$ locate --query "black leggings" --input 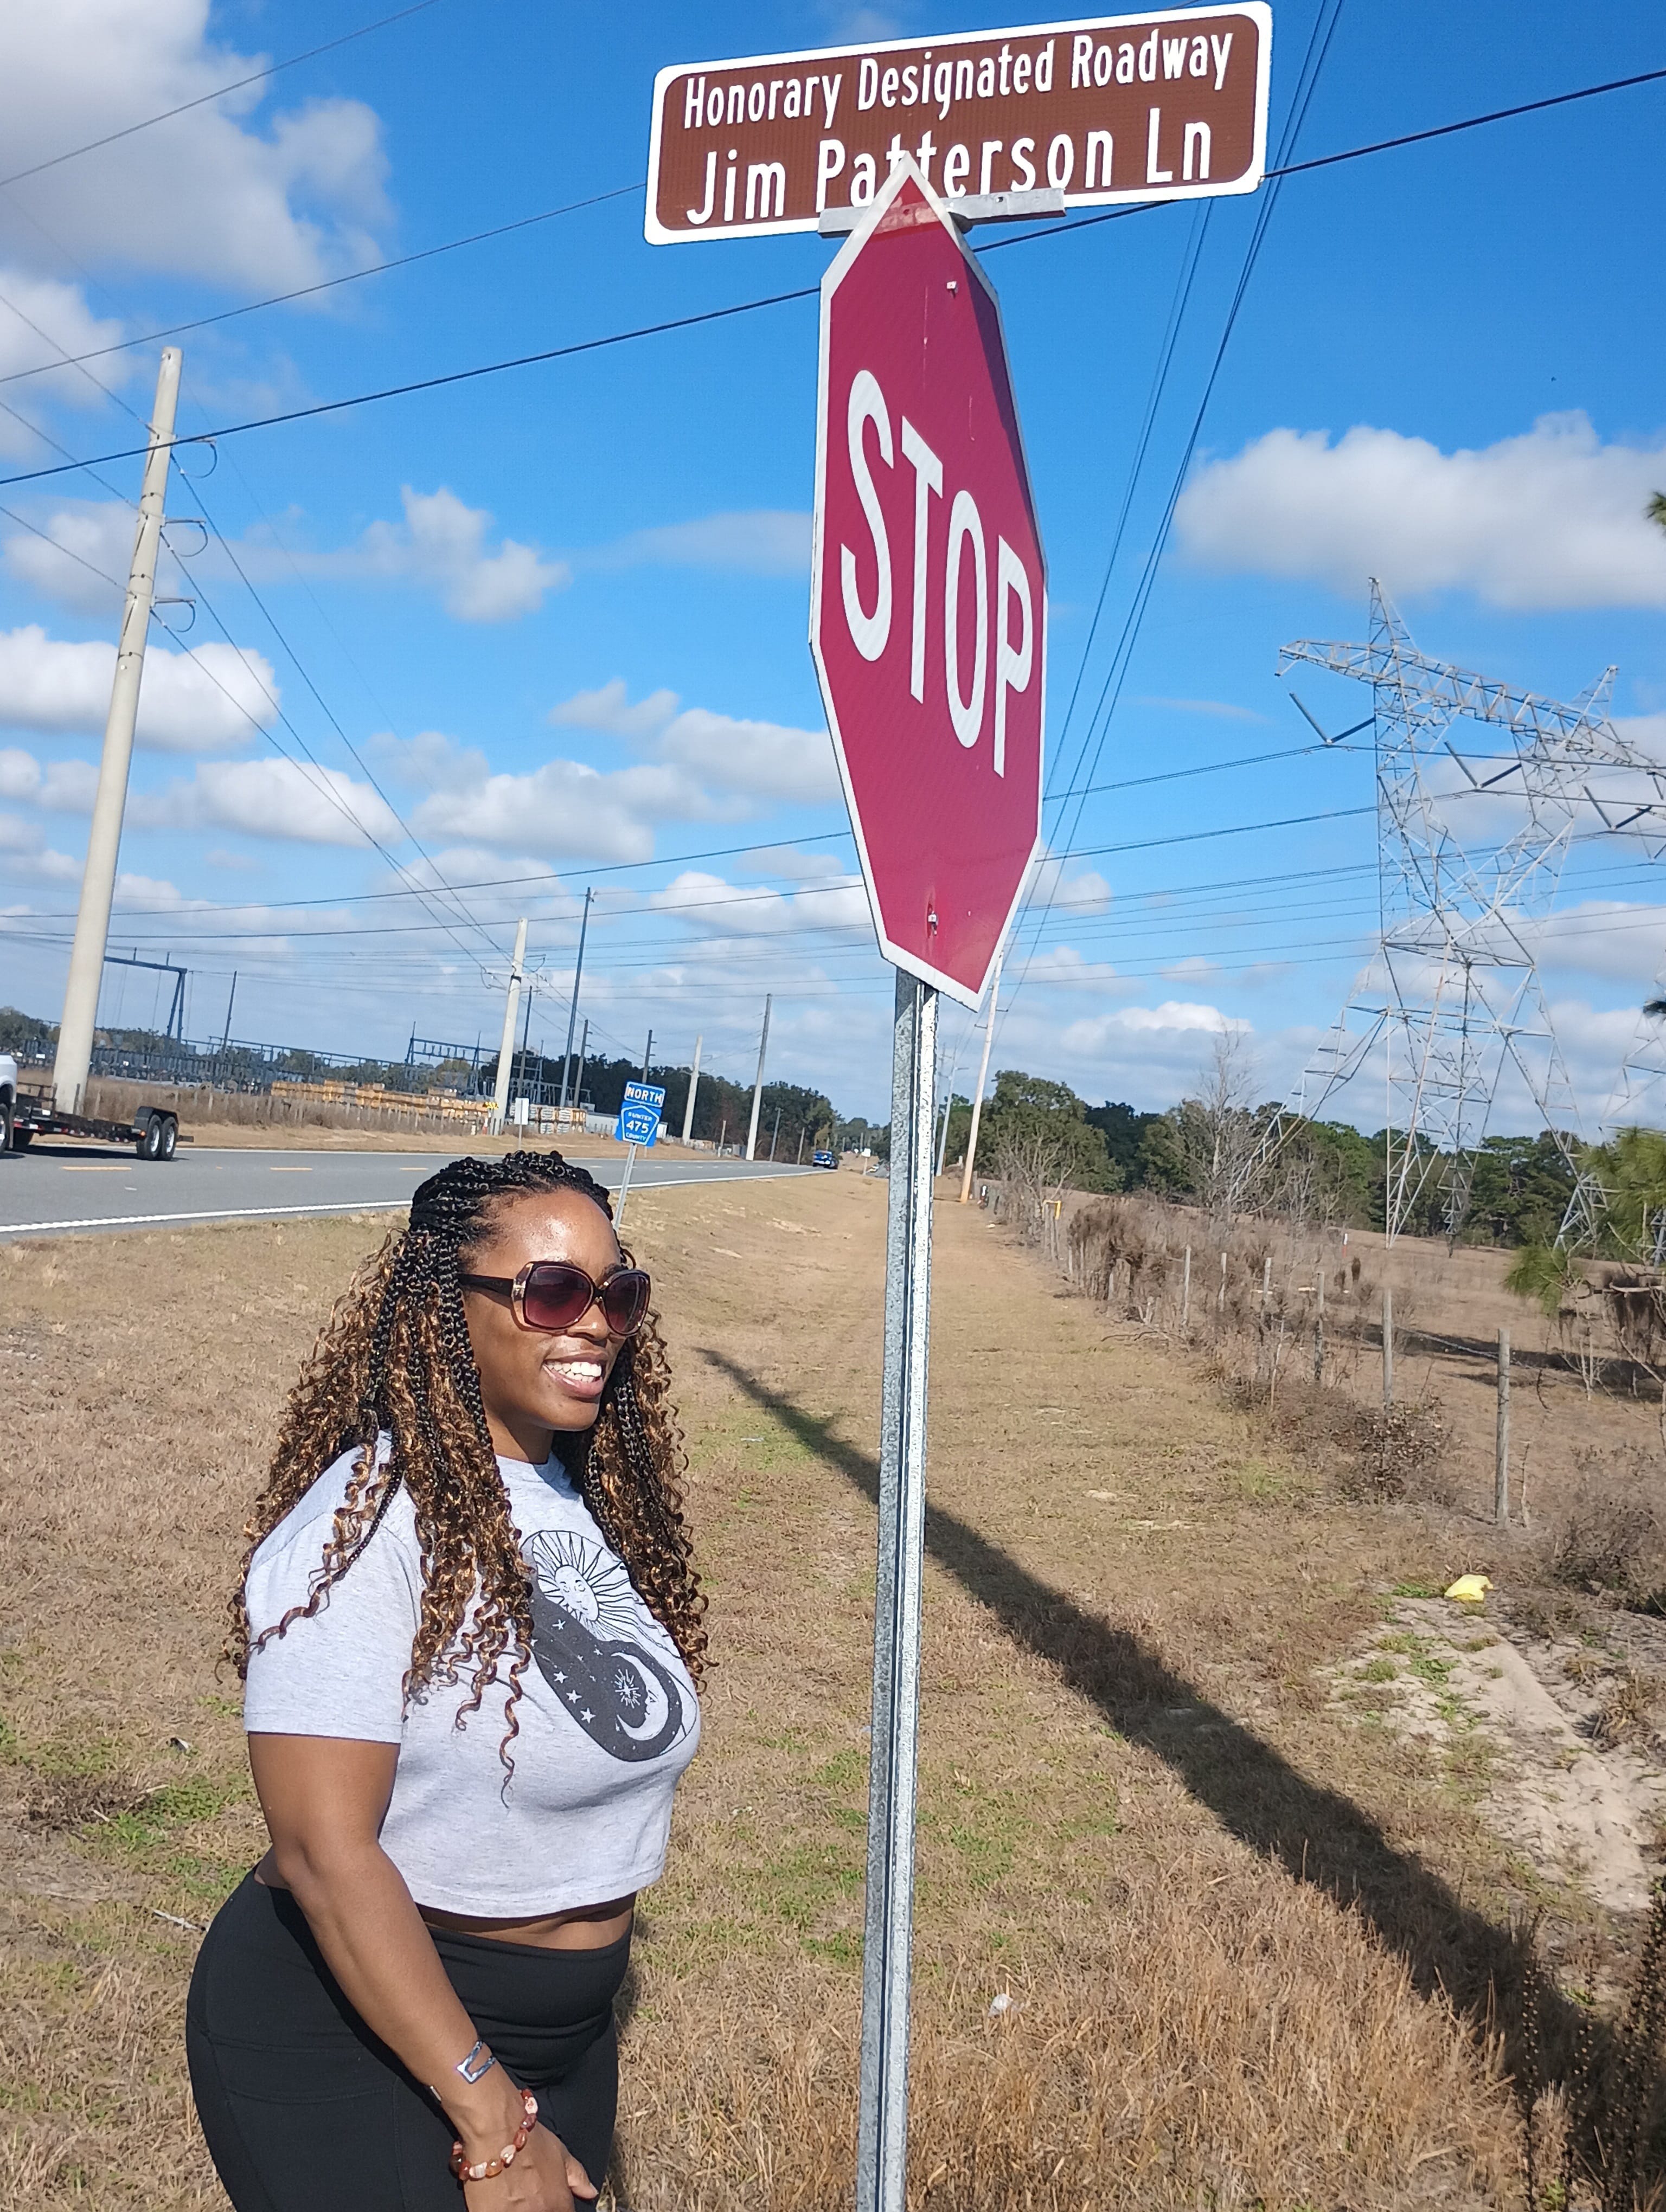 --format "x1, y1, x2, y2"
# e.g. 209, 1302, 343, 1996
186, 1872, 628, 2212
